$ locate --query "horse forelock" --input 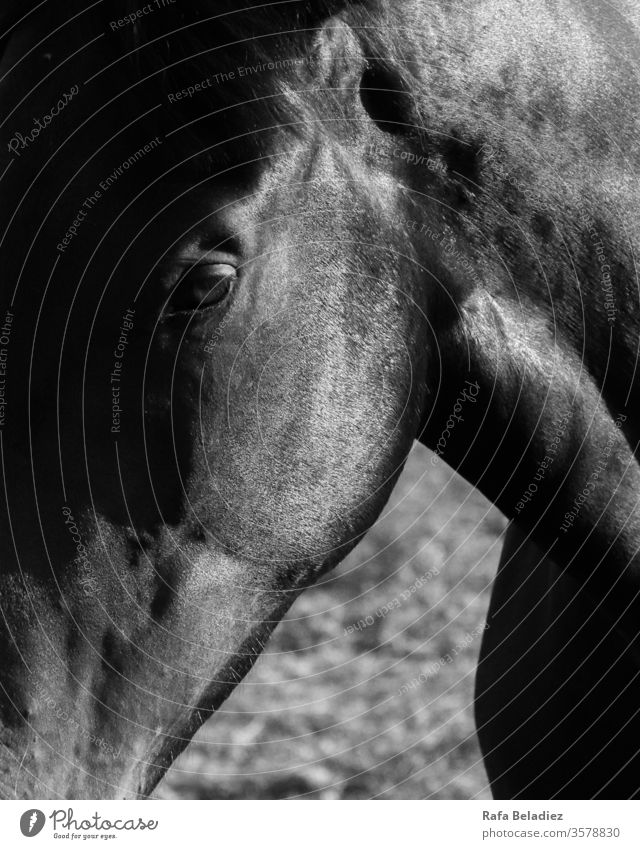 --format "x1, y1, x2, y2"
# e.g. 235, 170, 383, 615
96, 1, 426, 168
104, 3, 365, 133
